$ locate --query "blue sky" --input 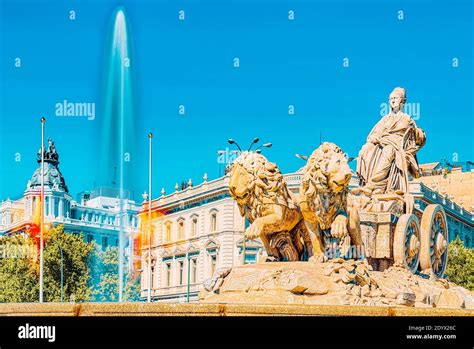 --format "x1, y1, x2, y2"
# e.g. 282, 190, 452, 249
0, 0, 472, 201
